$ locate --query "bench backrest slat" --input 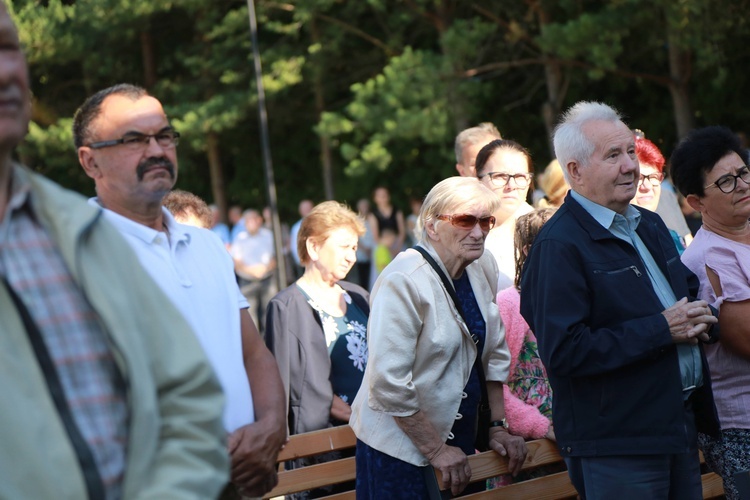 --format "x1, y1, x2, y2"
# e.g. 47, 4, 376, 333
266, 457, 355, 498
701, 472, 725, 499
276, 425, 358, 462
462, 471, 577, 499
263, 424, 725, 500
438, 439, 564, 484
